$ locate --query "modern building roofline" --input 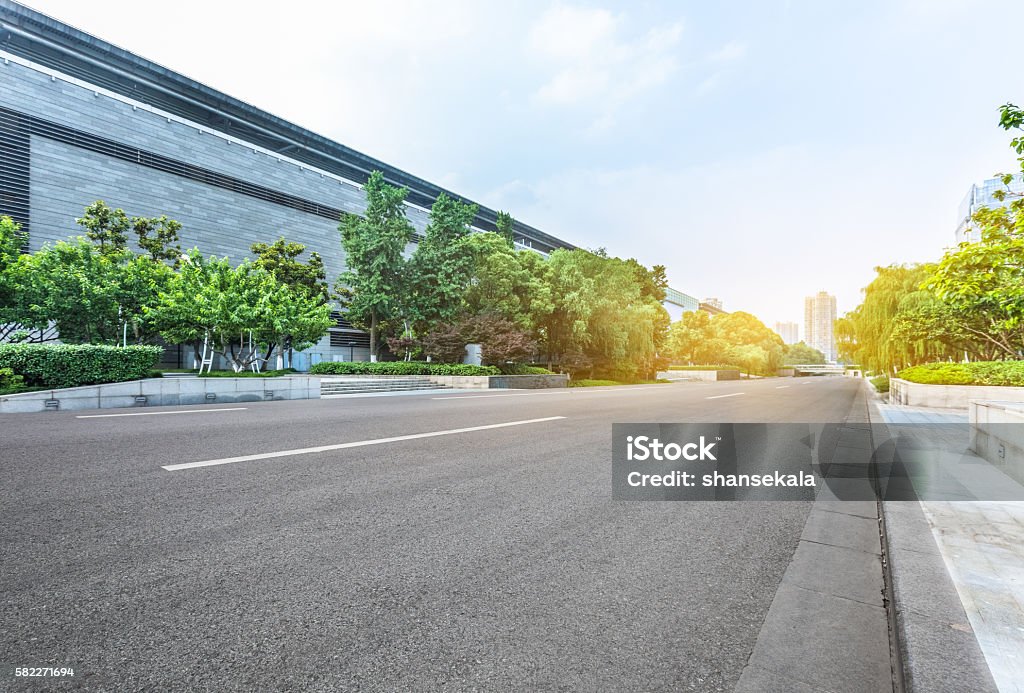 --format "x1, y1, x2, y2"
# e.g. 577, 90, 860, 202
0, 0, 573, 252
